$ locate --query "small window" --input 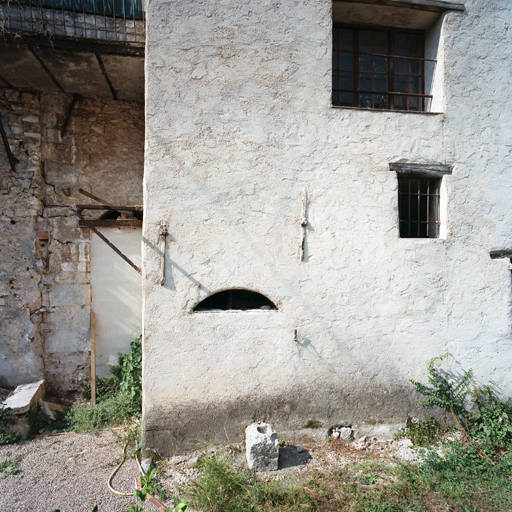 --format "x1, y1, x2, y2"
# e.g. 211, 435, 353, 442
398, 175, 440, 238
193, 289, 277, 312
332, 26, 427, 111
